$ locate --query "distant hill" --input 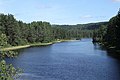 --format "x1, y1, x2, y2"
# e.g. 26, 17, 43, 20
52, 22, 108, 30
